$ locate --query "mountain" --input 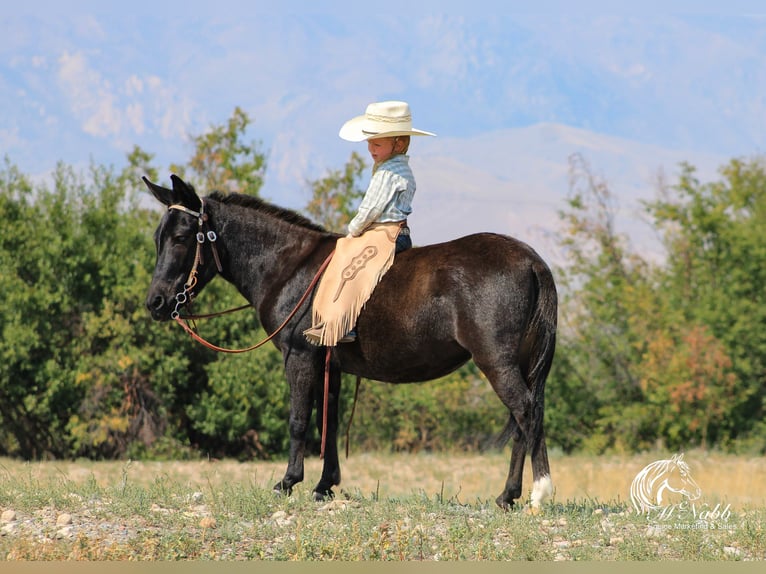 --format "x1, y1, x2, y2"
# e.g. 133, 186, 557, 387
406, 123, 727, 265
